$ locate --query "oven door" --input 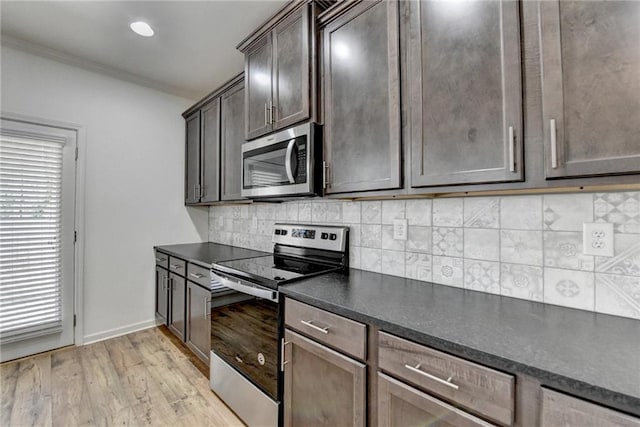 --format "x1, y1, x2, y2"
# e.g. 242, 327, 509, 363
241, 122, 315, 198
209, 271, 279, 426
